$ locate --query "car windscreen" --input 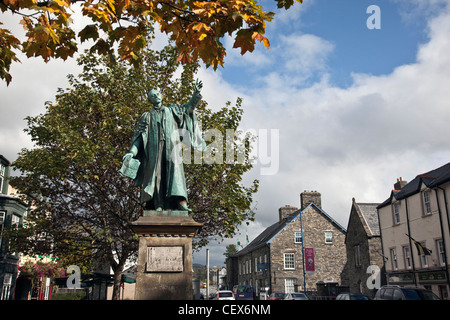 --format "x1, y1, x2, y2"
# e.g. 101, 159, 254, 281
219, 292, 233, 297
